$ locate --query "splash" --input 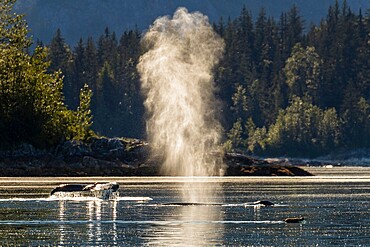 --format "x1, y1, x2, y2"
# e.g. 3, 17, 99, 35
137, 7, 224, 176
